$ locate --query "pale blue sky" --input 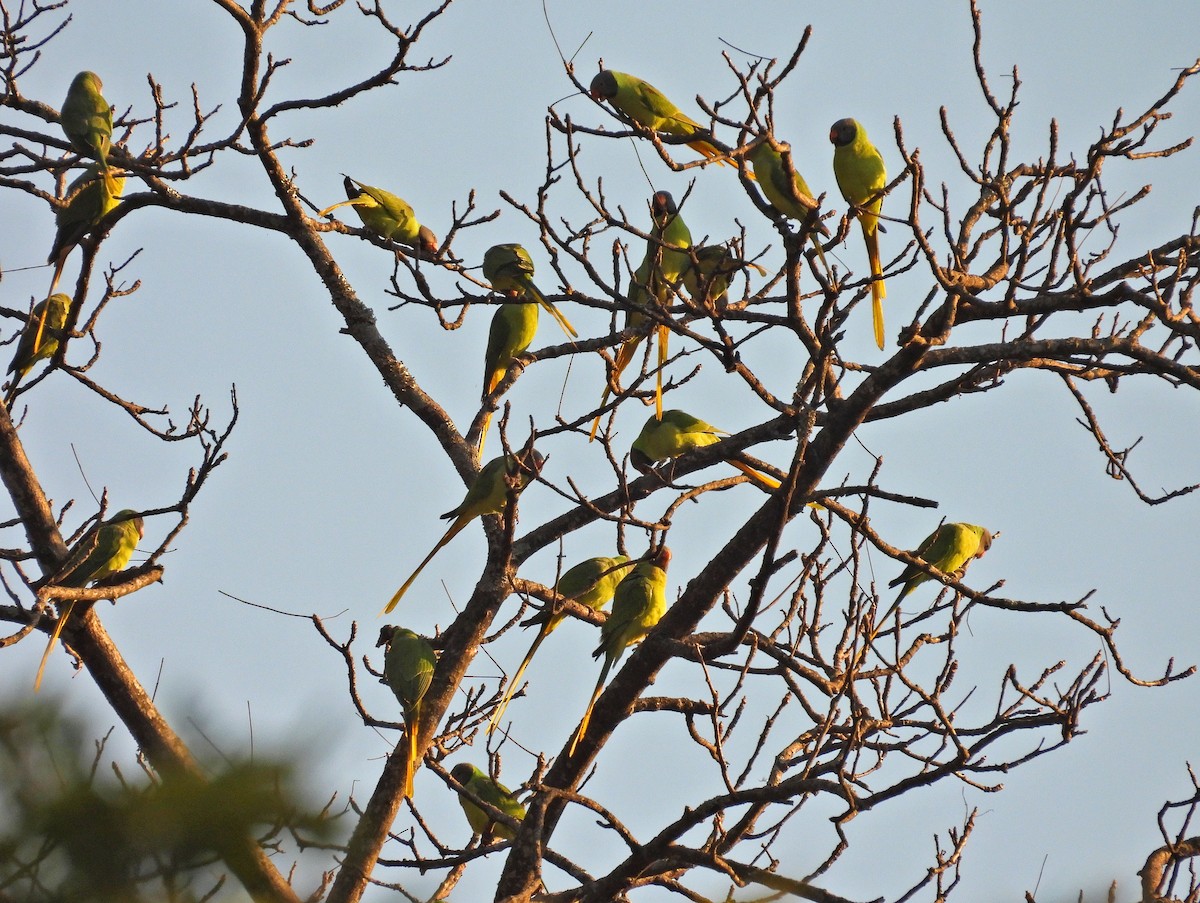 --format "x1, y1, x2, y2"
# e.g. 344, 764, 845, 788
3, 2, 1199, 901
